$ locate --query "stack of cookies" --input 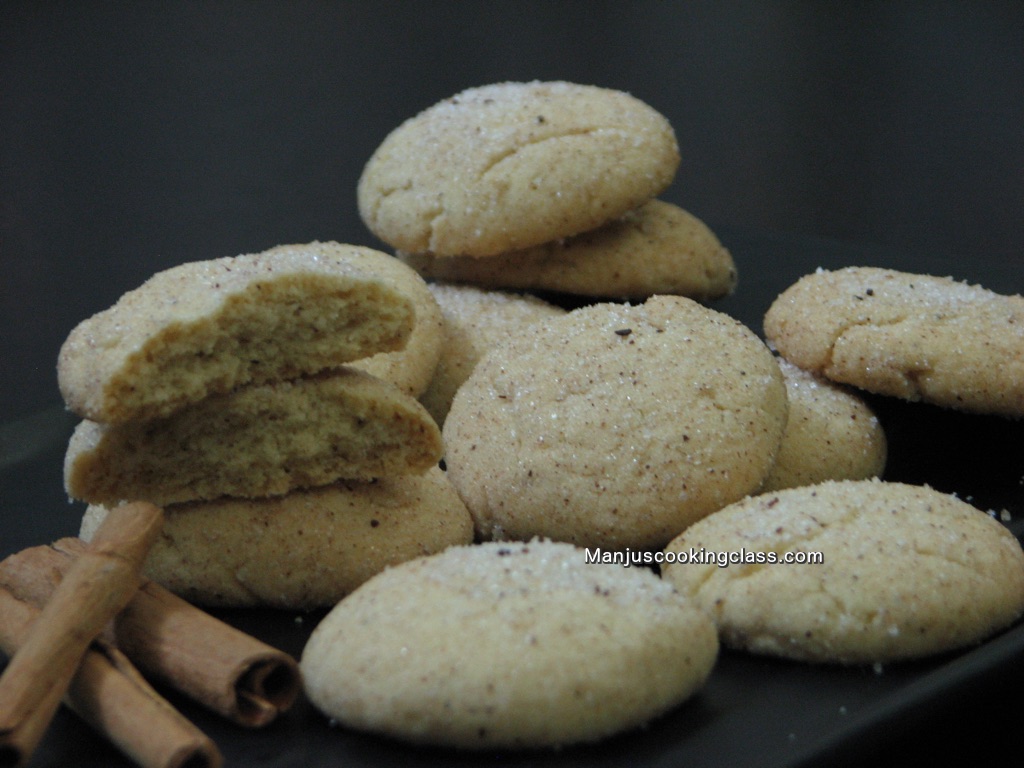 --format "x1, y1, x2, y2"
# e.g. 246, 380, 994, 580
59, 241, 473, 609
357, 80, 738, 303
